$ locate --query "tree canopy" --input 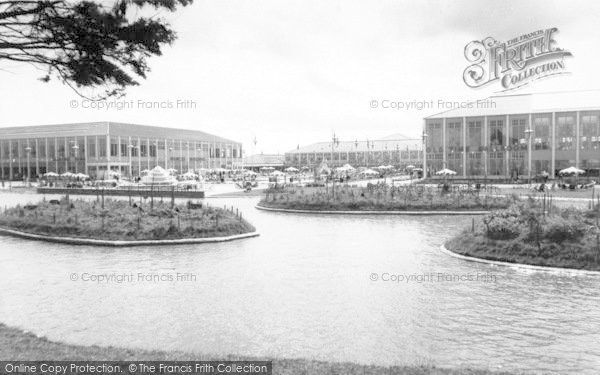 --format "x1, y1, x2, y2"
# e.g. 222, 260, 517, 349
0, 0, 192, 98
